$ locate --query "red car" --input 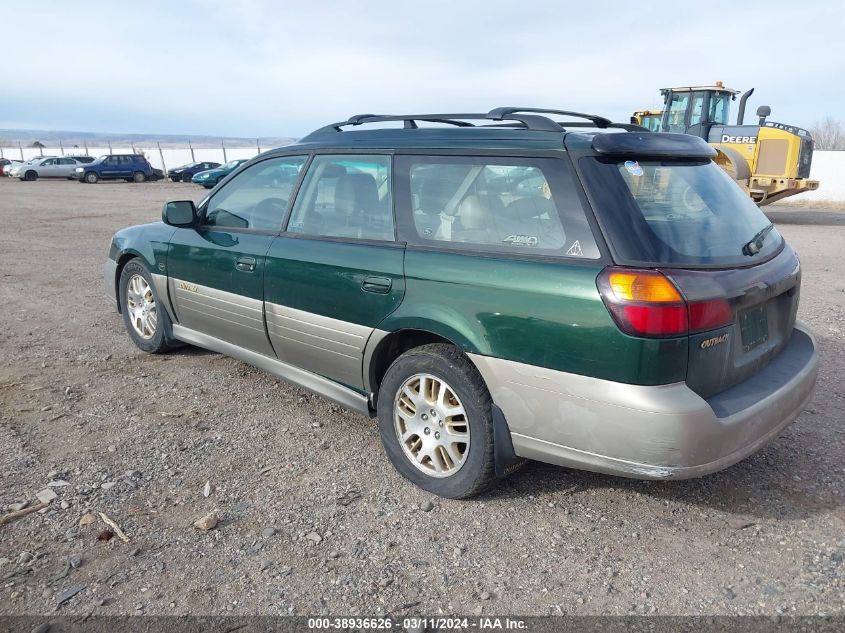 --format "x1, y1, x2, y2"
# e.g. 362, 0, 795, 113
0, 158, 22, 176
